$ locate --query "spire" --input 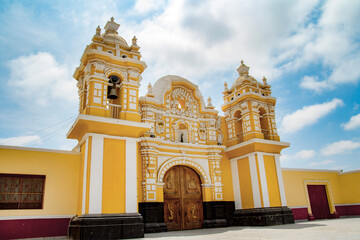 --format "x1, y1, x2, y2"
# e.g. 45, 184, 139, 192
262, 76, 267, 86
96, 25, 101, 35
224, 82, 229, 92
131, 35, 140, 51
207, 97, 215, 109
237, 60, 250, 76
146, 83, 154, 97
